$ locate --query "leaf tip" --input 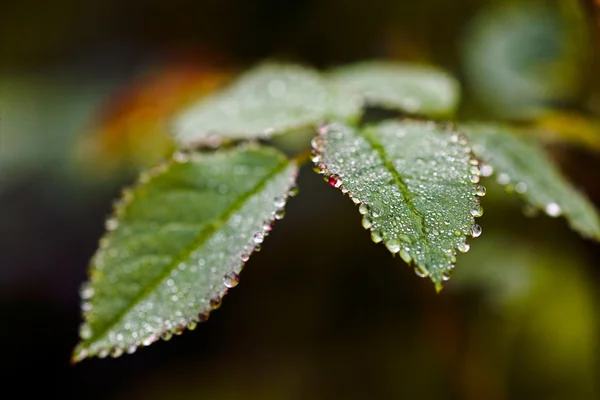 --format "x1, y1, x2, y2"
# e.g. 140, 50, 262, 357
71, 344, 89, 365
